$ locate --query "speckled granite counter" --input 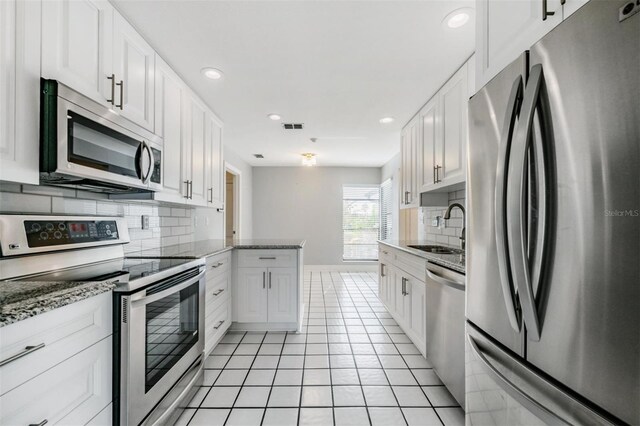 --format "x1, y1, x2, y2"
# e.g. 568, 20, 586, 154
129, 239, 306, 259
0, 279, 117, 327
378, 240, 465, 275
